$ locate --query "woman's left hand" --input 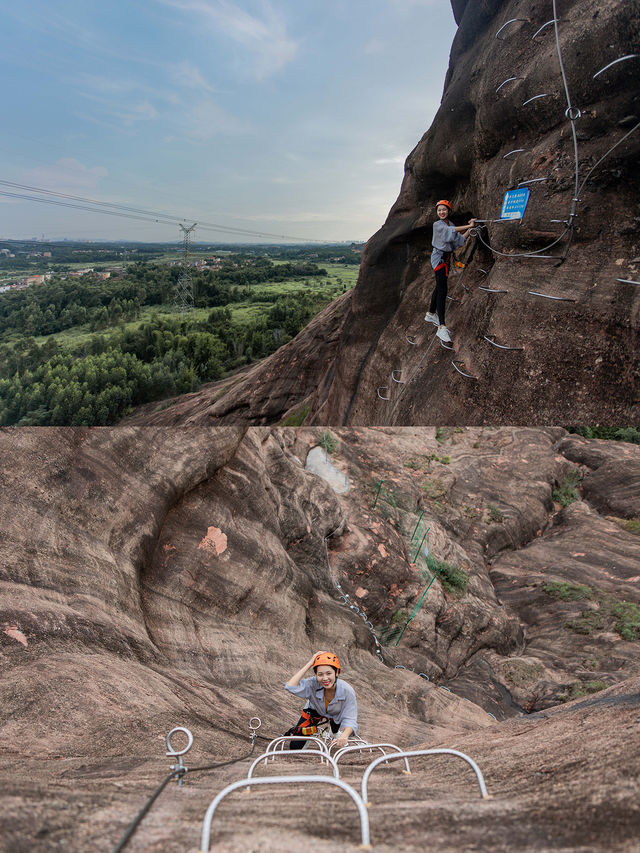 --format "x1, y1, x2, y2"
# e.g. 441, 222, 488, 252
333, 734, 349, 749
